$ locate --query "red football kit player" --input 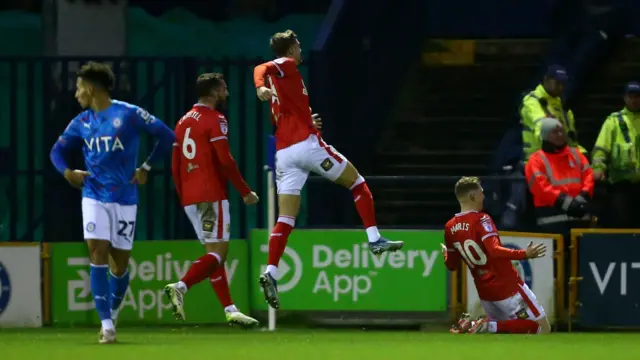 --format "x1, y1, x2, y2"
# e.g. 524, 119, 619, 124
164, 73, 259, 328
252, 30, 404, 310
443, 177, 551, 334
